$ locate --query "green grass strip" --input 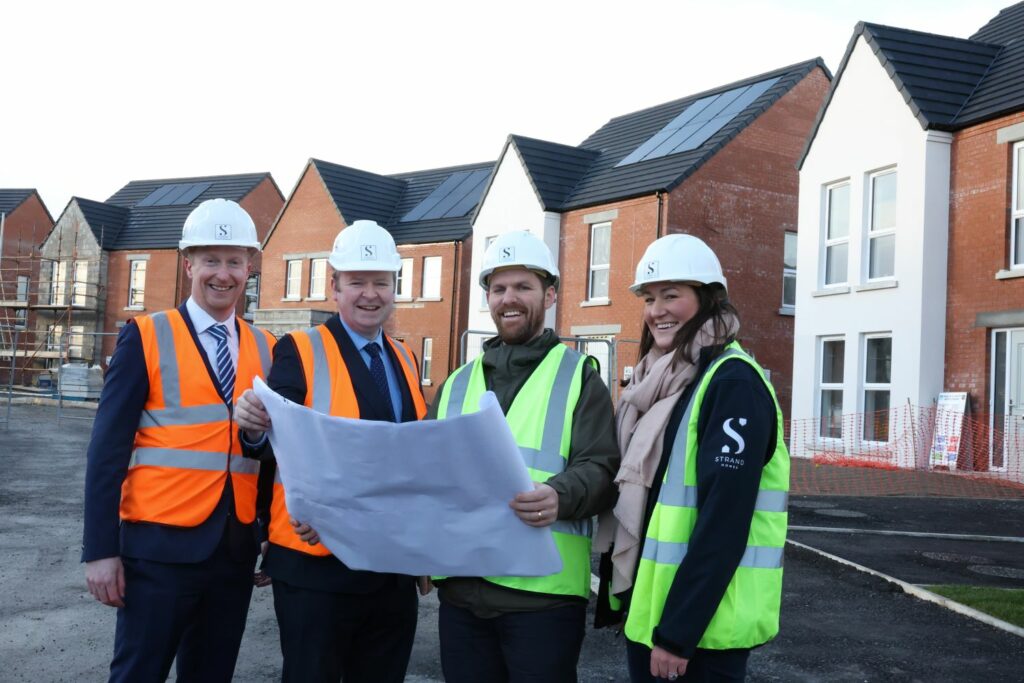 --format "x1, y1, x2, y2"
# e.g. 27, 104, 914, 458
926, 585, 1024, 628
